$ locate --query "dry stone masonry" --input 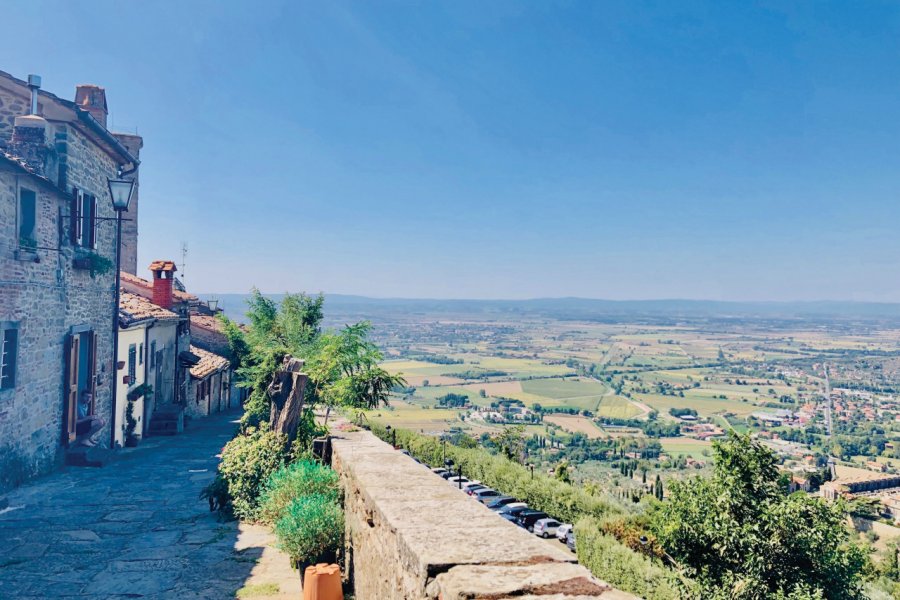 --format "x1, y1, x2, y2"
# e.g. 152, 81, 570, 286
330, 427, 634, 599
